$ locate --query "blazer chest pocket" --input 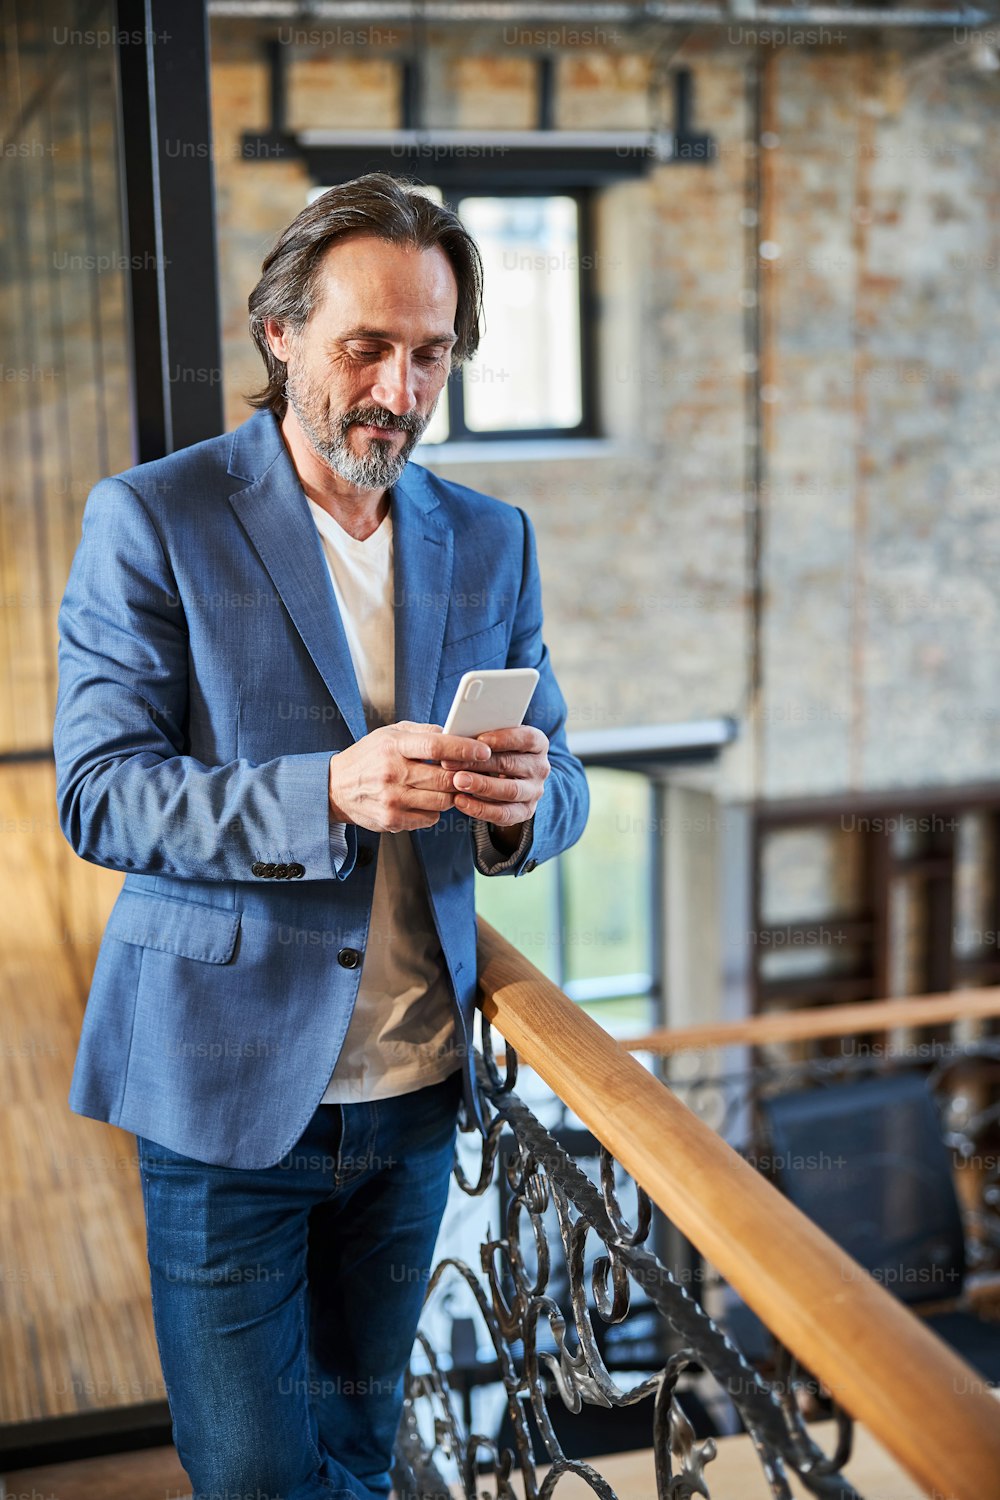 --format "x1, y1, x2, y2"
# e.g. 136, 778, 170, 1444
438, 619, 508, 681
104, 890, 241, 964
